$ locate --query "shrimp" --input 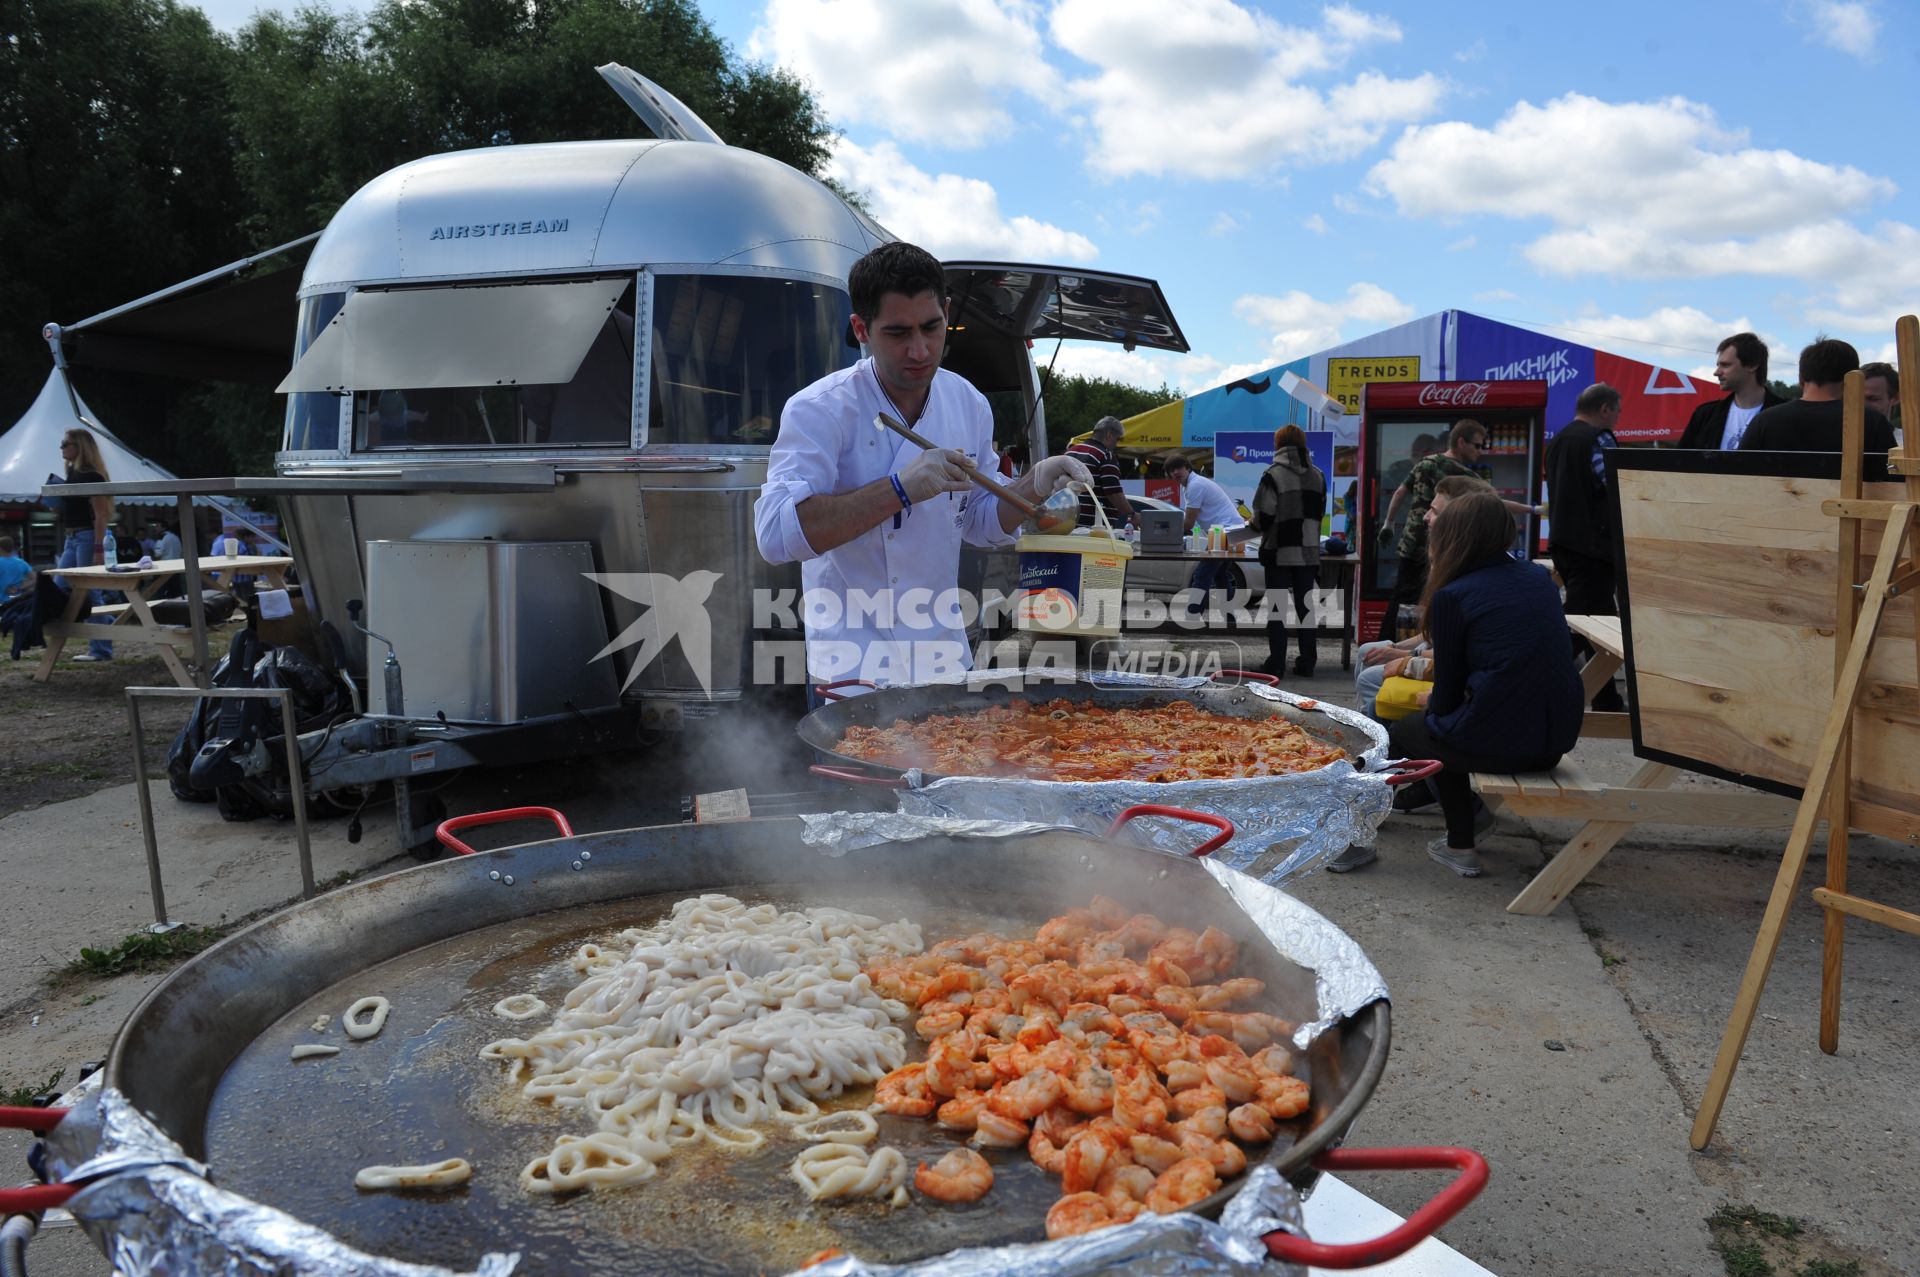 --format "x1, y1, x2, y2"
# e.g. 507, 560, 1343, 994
935, 1089, 987, 1131
1061, 1062, 1117, 1114
1061, 1002, 1124, 1040
1173, 1100, 1227, 1139
1102, 913, 1170, 951
988, 1068, 1063, 1121
875, 1063, 935, 1117
925, 1034, 983, 1097
1163, 1058, 1210, 1092
1035, 911, 1099, 956
1151, 985, 1199, 1022
1096, 1162, 1157, 1209
1127, 1132, 1186, 1175
1144, 1156, 1221, 1214
1205, 1055, 1261, 1104
918, 967, 983, 1007
914, 1148, 993, 1203
1194, 977, 1265, 1010
1173, 1124, 1247, 1176
968, 1008, 1025, 1042
1061, 1125, 1124, 1194
1189, 1011, 1290, 1052
971, 1109, 1029, 1149
1046, 1191, 1121, 1240
1111, 1069, 1170, 1133
1087, 895, 1132, 928
1228, 1103, 1276, 1143
1256, 1074, 1310, 1120
1251, 1044, 1295, 1078
1028, 1125, 1069, 1174
1169, 1083, 1227, 1120
1033, 1105, 1087, 1145
916, 1007, 966, 1039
